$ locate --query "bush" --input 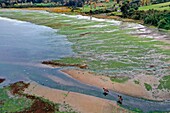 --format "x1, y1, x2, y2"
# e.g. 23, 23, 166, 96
144, 83, 152, 91
158, 19, 167, 28
158, 18, 170, 29
125, 9, 170, 30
